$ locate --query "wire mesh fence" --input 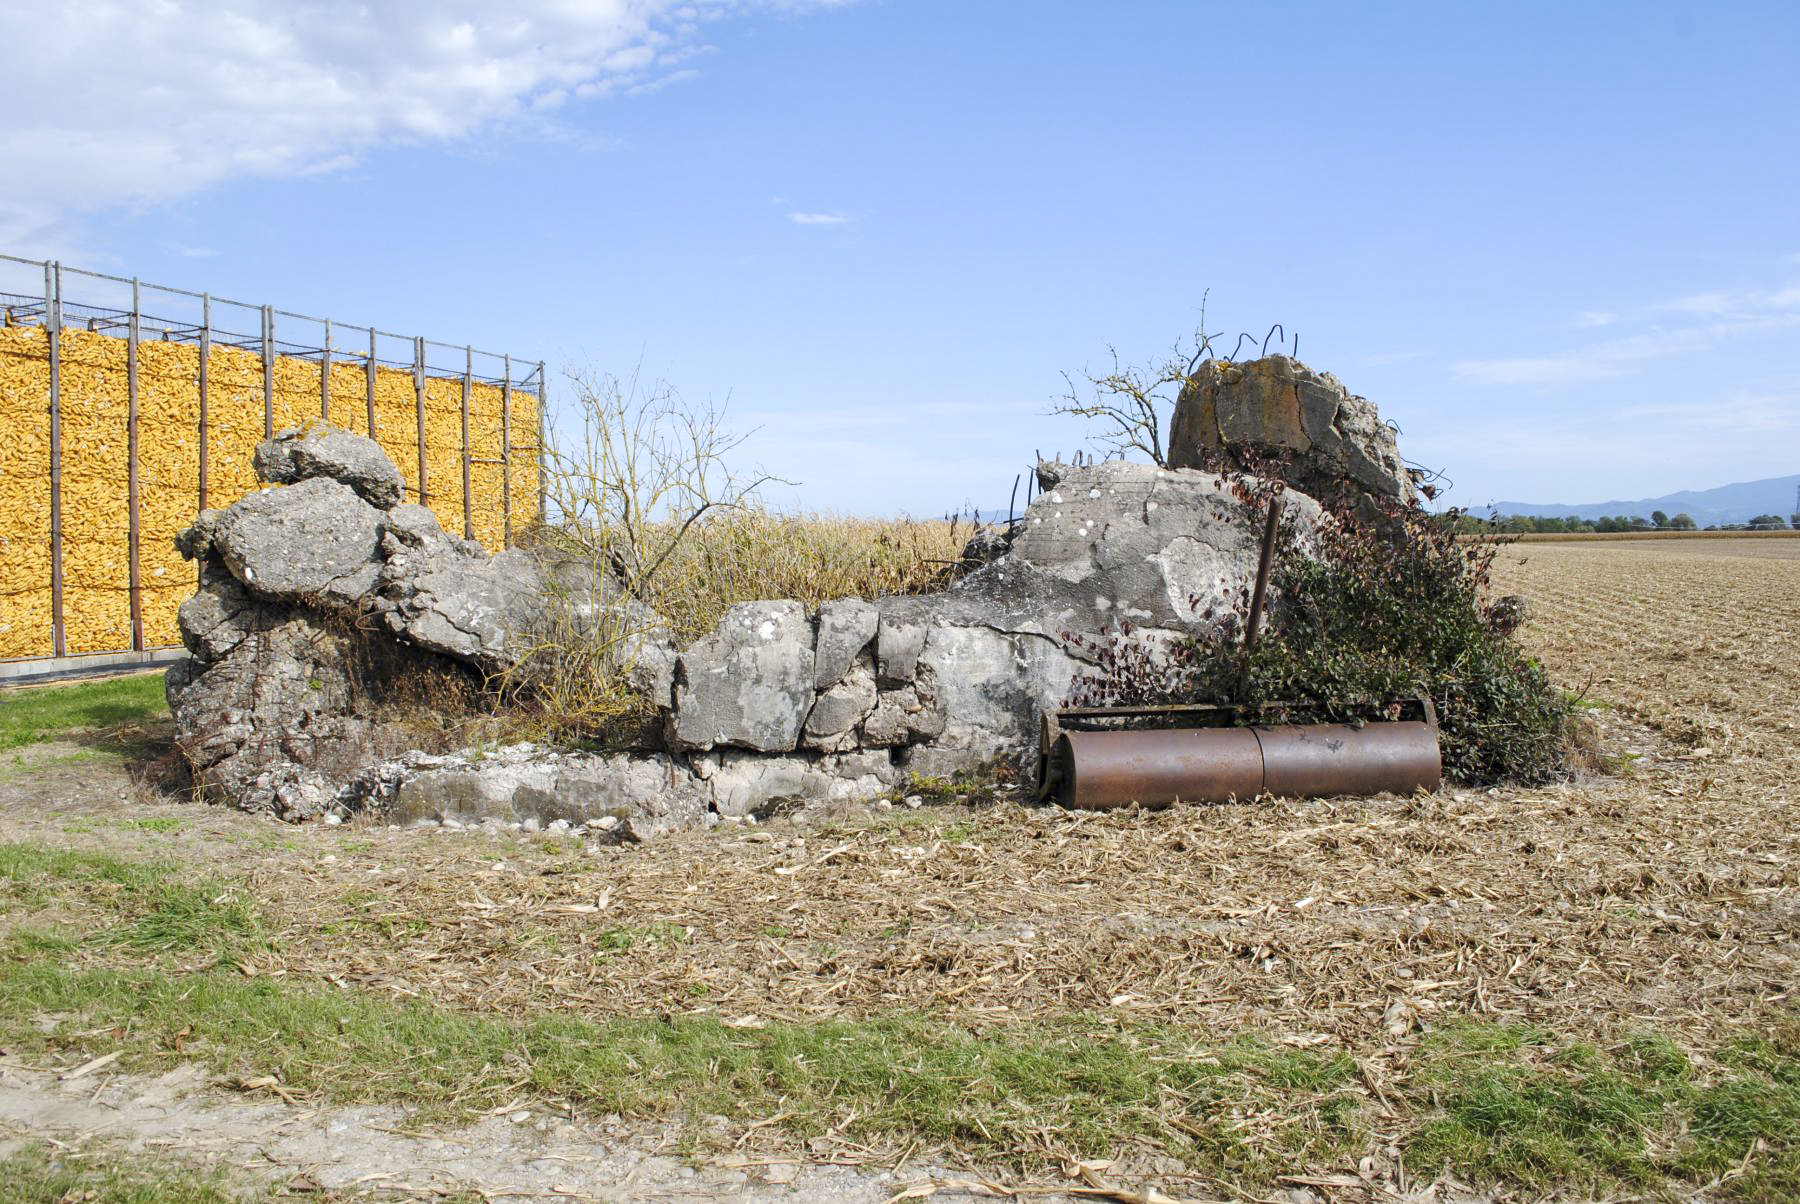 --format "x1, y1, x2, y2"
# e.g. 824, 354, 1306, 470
0, 253, 546, 663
